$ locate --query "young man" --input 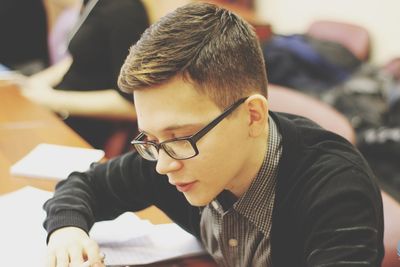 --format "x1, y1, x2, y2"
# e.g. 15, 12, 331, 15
43, 3, 384, 267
